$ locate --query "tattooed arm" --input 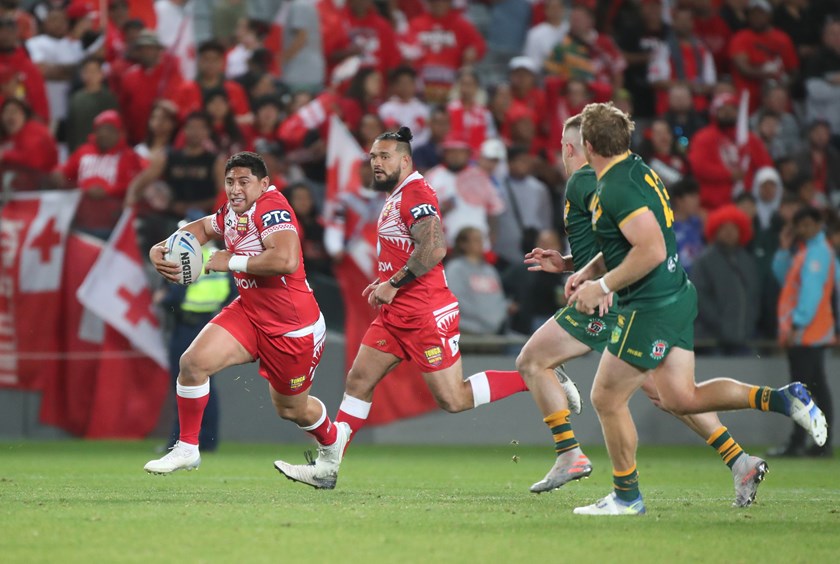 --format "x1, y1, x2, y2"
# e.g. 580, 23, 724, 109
366, 216, 447, 307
